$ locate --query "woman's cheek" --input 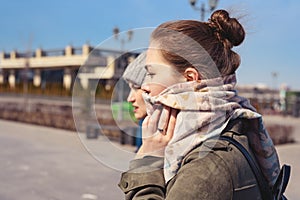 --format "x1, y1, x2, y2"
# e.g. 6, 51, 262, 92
149, 83, 166, 96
